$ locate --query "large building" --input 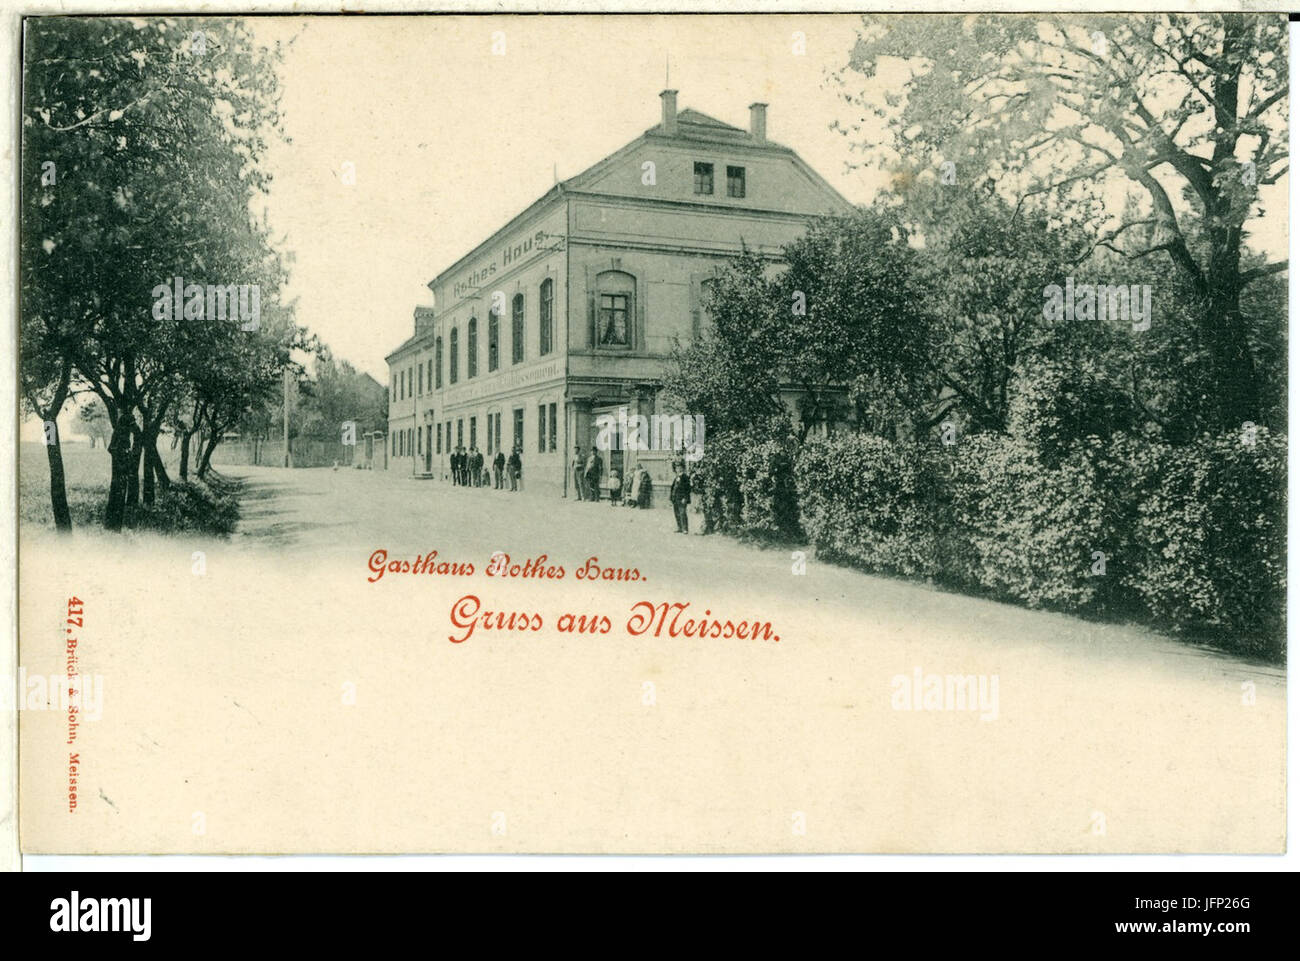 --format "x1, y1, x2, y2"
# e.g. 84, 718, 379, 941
384, 89, 853, 499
